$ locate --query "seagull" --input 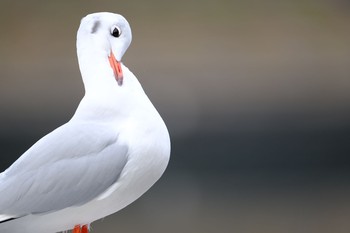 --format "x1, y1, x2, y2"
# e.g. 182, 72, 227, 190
0, 12, 170, 233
